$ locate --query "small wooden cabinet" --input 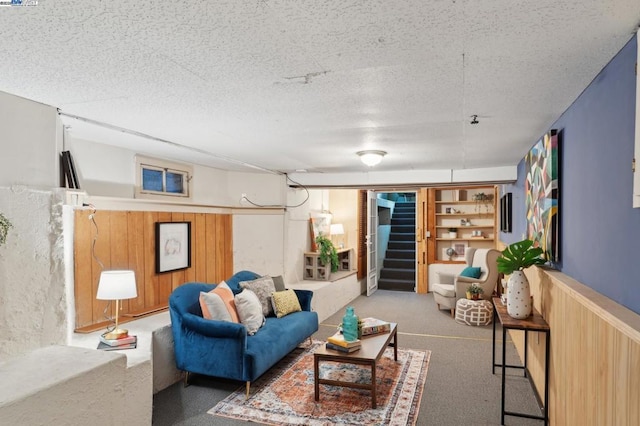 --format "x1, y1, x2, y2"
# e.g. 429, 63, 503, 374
304, 248, 353, 280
